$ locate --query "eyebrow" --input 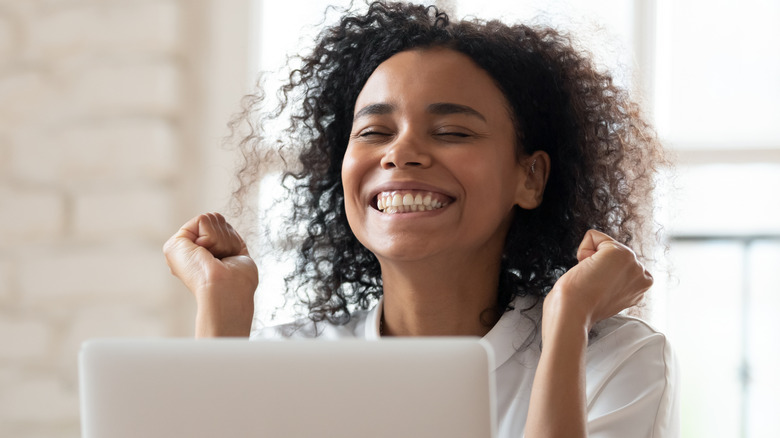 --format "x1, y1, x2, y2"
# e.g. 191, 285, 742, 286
353, 103, 396, 120
426, 102, 486, 122
353, 102, 487, 122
